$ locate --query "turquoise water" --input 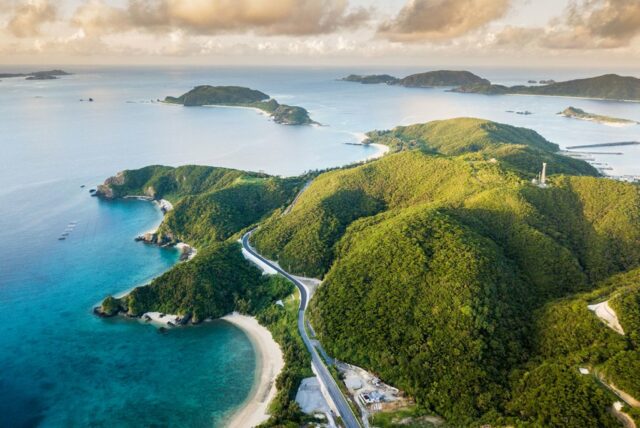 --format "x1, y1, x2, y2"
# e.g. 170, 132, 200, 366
1, 66, 639, 427
0, 186, 256, 427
